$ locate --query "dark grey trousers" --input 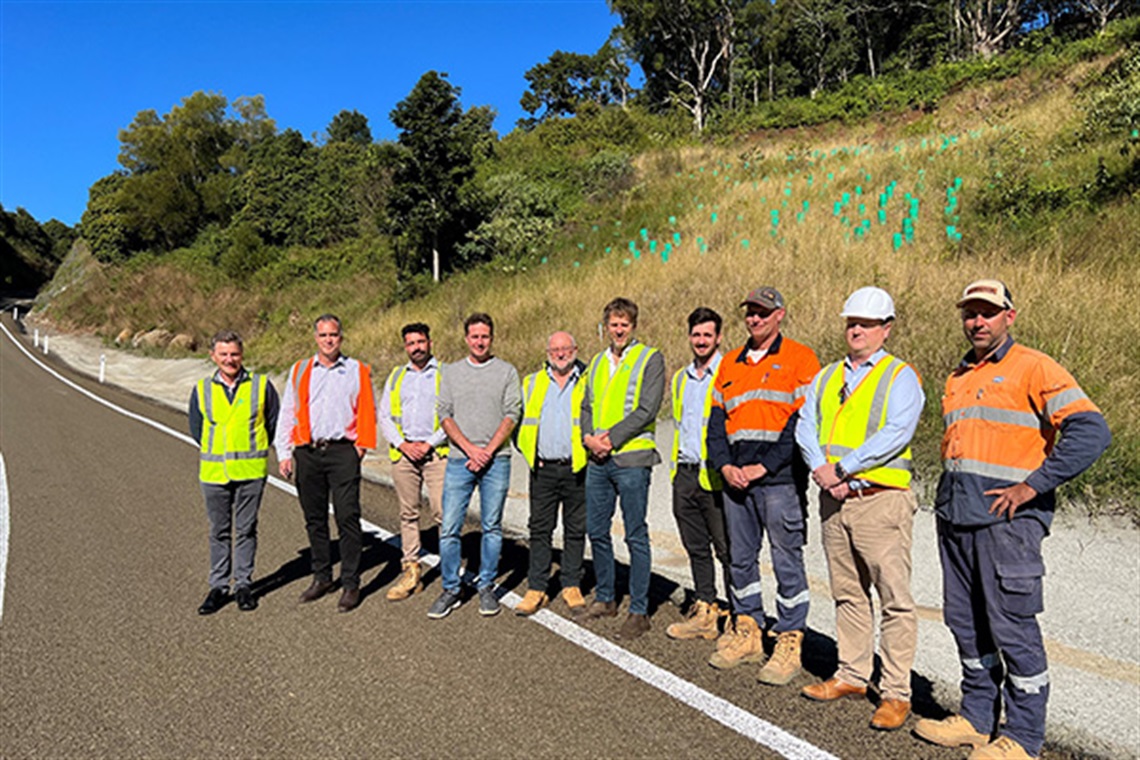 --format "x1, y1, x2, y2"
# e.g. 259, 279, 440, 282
202, 478, 265, 590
